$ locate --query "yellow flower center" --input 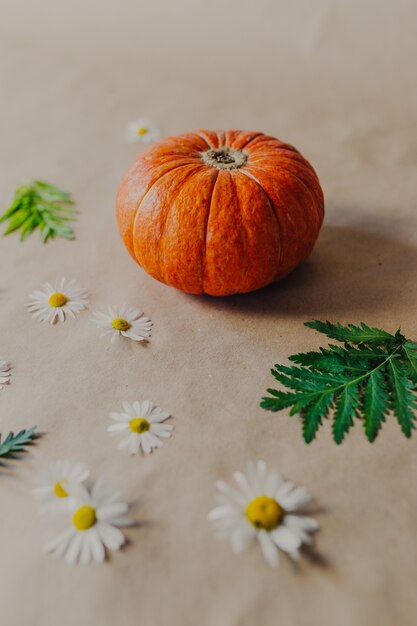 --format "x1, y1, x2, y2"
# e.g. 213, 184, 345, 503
53, 481, 68, 498
48, 292, 68, 307
129, 417, 150, 434
137, 127, 149, 136
112, 317, 130, 331
246, 496, 283, 531
72, 505, 97, 531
